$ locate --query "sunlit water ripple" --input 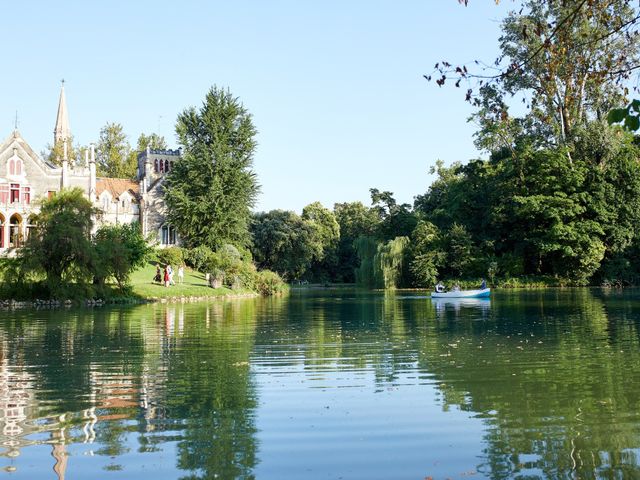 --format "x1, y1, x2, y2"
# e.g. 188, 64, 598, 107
1, 288, 640, 478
